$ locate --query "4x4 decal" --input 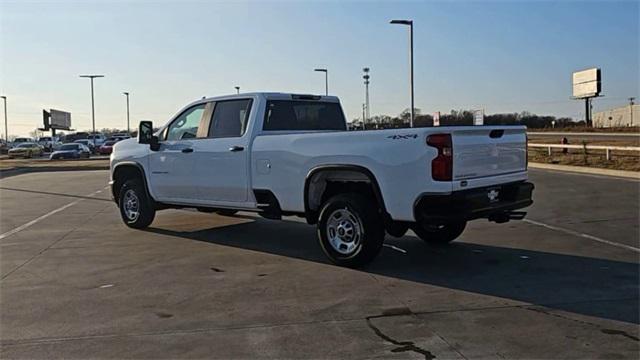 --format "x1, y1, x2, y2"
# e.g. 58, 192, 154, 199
387, 134, 418, 140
